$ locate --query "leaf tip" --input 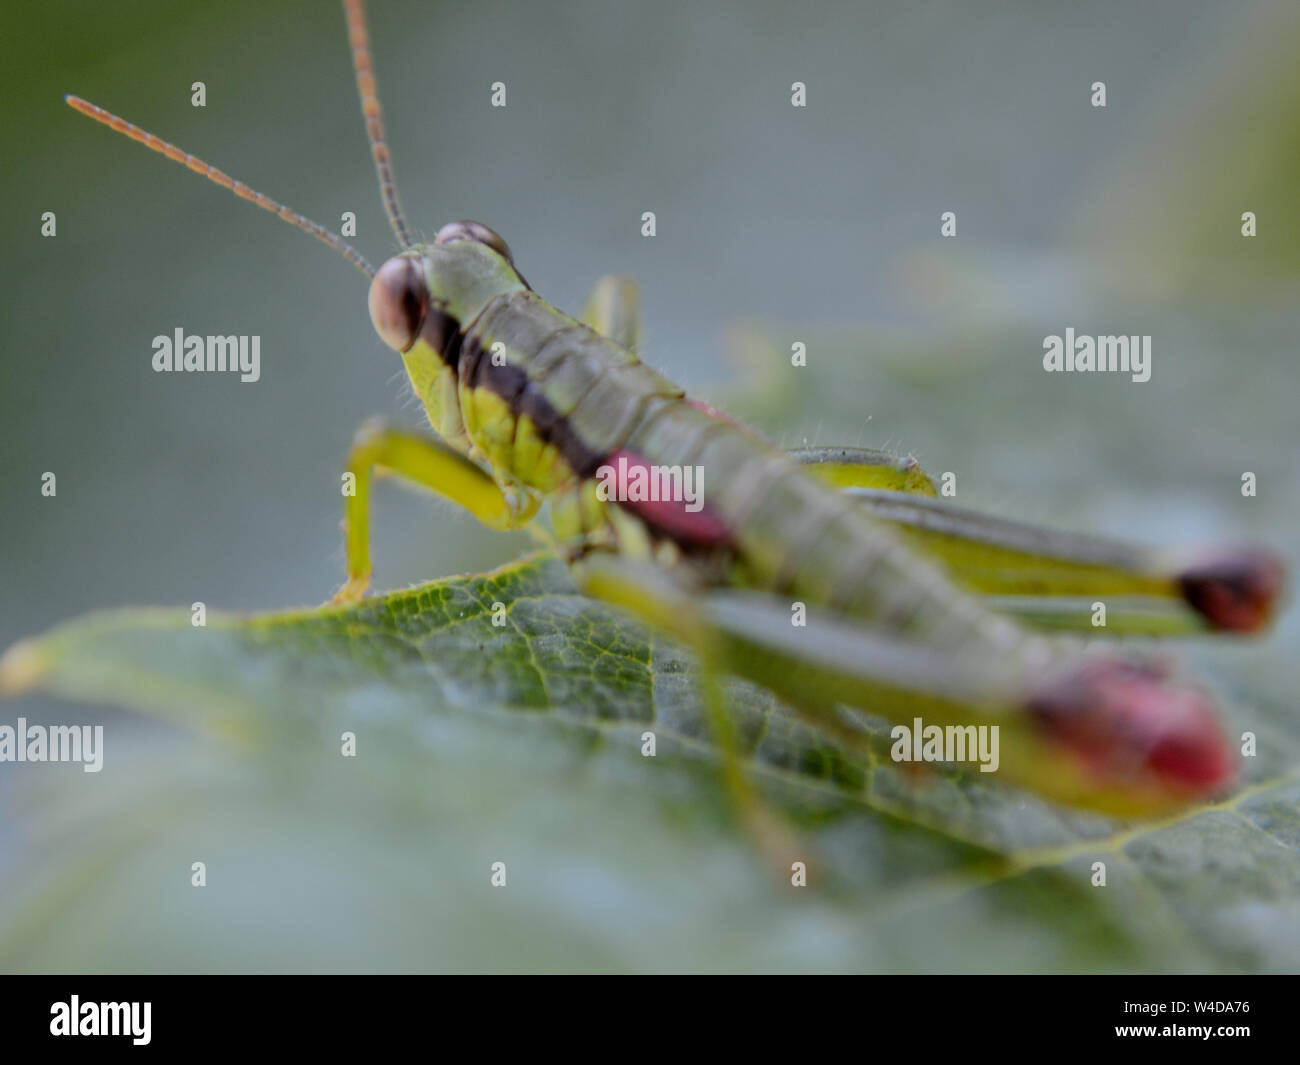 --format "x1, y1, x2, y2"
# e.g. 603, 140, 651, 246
0, 639, 49, 697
